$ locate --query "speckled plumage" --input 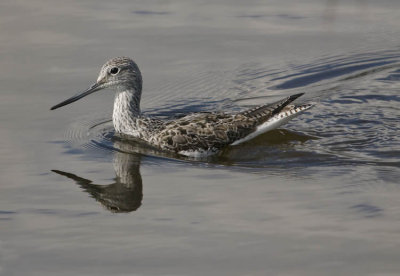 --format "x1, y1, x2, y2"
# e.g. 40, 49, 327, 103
51, 57, 314, 157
